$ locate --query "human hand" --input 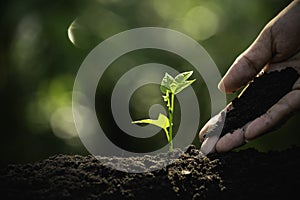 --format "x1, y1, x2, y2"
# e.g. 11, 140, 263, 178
199, 0, 300, 154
